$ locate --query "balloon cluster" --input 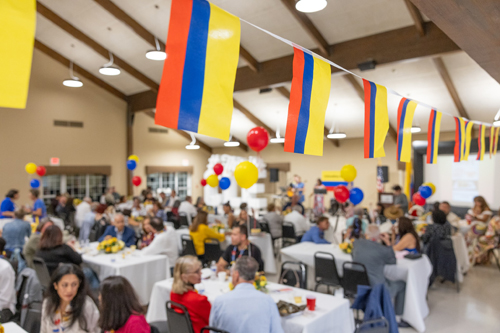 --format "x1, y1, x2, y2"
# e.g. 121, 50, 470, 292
333, 165, 364, 205
200, 161, 258, 191
25, 163, 46, 189
201, 163, 232, 190
127, 155, 142, 186
413, 182, 436, 206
